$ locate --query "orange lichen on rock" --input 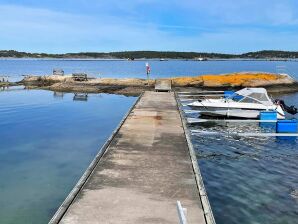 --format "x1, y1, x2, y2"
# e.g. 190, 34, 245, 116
201, 73, 281, 87
171, 76, 203, 86
172, 72, 291, 87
